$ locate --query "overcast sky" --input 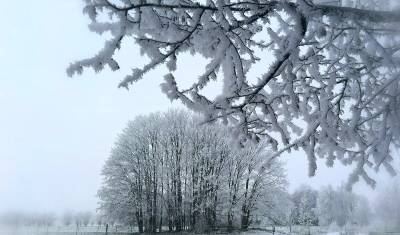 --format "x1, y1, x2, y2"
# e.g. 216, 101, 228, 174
0, 0, 397, 214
